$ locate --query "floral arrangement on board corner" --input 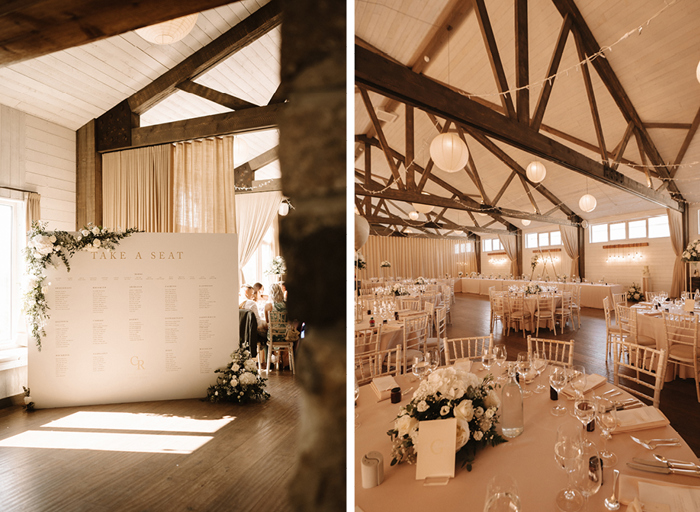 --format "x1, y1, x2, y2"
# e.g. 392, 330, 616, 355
415, 276, 428, 285
681, 240, 700, 262
524, 282, 542, 295
23, 221, 140, 350
206, 348, 270, 404
390, 283, 409, 297
265, 255, 286, 276
380, 260, 391, 268
387, 368, 506, 471
627, 282, 645, 302
355, 251, 366, 270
